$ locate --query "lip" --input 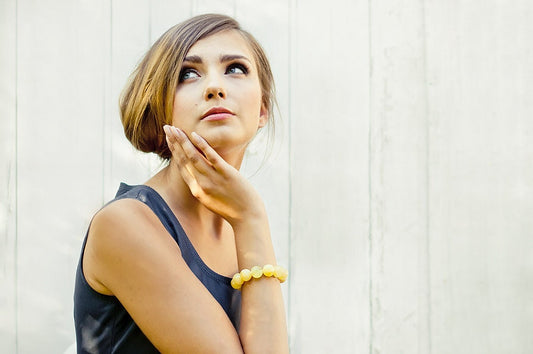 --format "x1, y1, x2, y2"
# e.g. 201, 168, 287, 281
201, 107, 235, 121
